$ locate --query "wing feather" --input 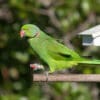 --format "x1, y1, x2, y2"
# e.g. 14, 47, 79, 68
44, 37, 80, 60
